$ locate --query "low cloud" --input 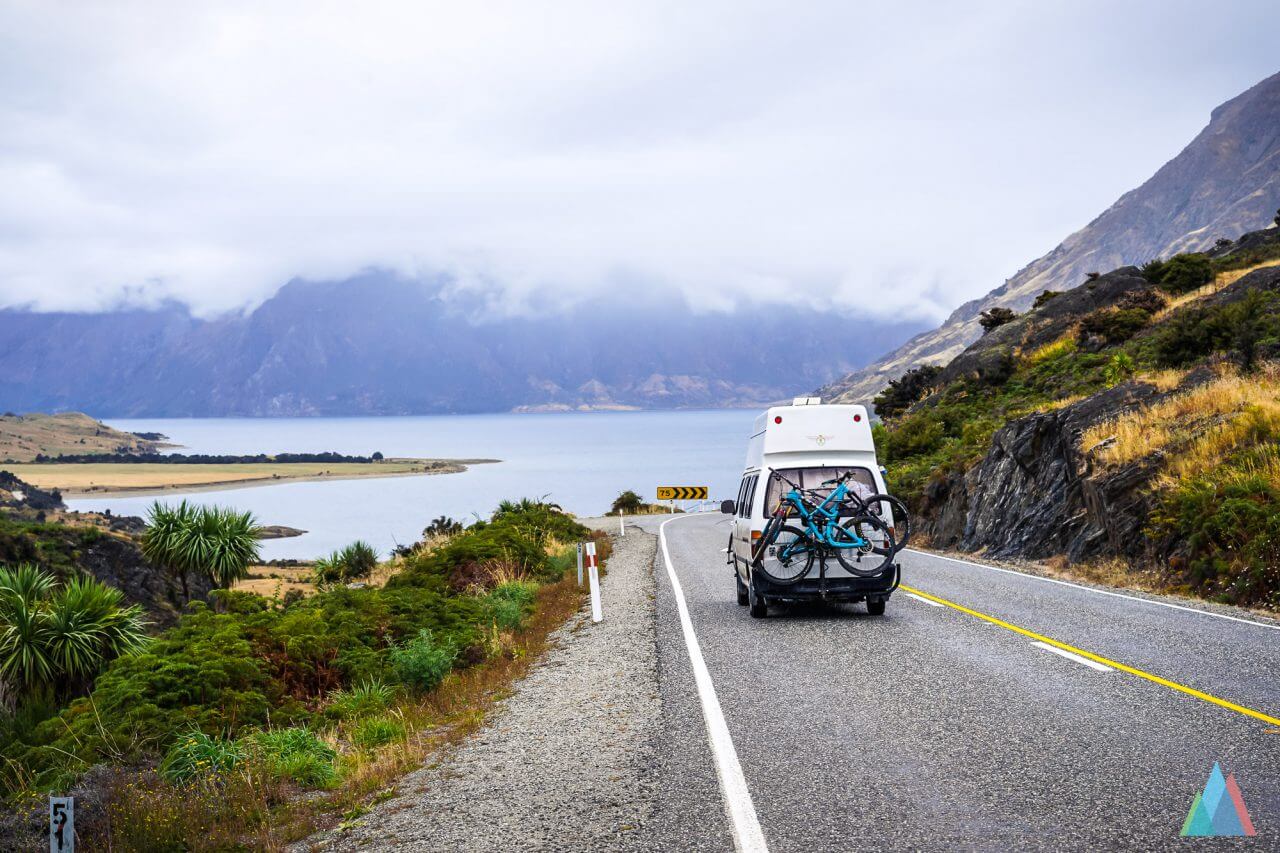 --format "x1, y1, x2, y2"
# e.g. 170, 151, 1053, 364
1, 1, 1277, 320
